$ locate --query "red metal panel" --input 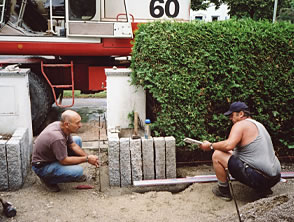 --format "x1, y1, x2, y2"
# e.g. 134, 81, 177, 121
0, 41, 132, 56
0, 22, 140, 56
103, 38, 133, 48
74, 63, 89, 92
89, 66, 110, 91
